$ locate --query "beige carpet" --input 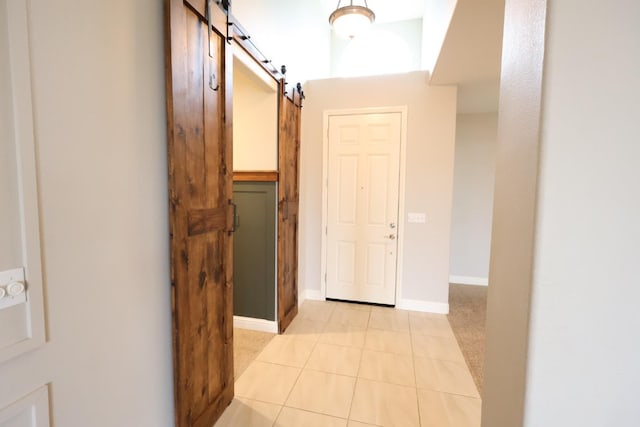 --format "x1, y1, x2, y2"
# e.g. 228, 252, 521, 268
233, 328, 275, 380
447, 284, 487, 396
